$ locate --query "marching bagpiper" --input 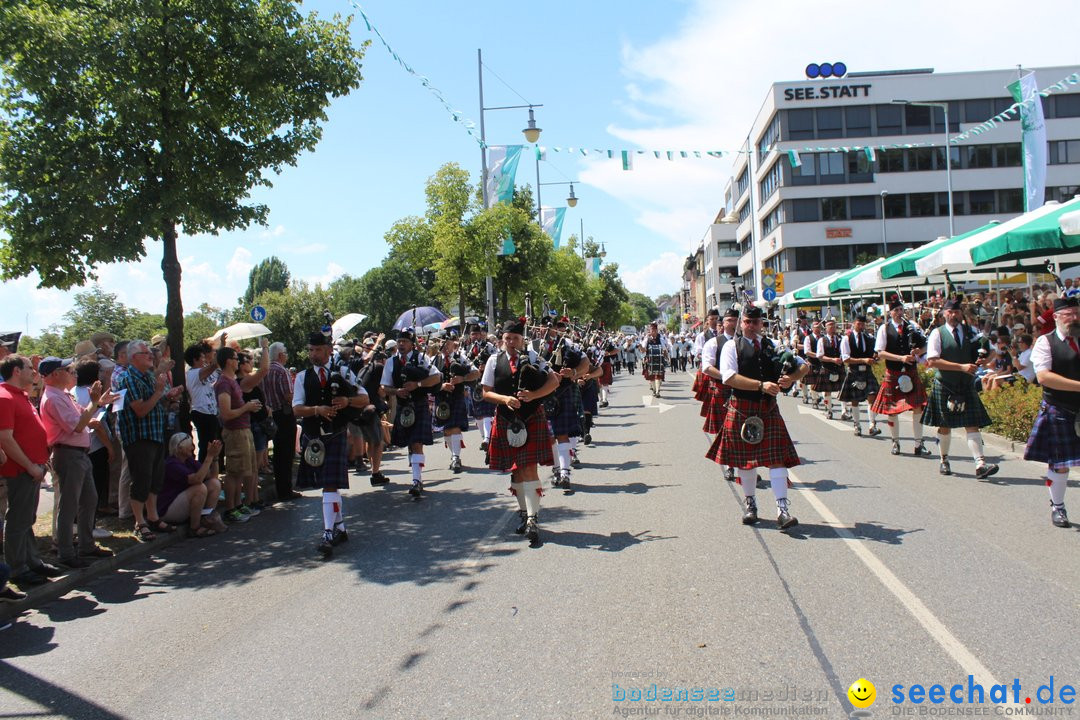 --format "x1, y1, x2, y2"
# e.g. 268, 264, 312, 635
1023, 295, 1080, 527
814, 318, 845, 420
802, 320, 825, 407
692, 309, 720, 403
641, 322, 669, 397
539, 318, 589, 491
699, 307, 739, 481
870, 299, 931, 457
837, 315, 880, 436
466, 323, 498, 461
433, 337, 481, 474
380, 330, 443, 497
706, 305, 809, 529
481, 317, 560, 547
